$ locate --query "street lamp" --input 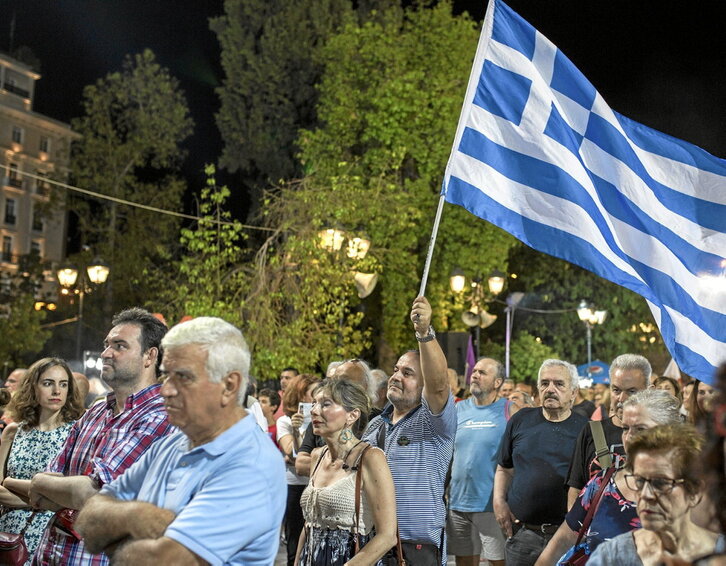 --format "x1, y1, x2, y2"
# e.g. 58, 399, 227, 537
449, 269, 507, 358
577, 300, 607, 375
57, 257, 110, 361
